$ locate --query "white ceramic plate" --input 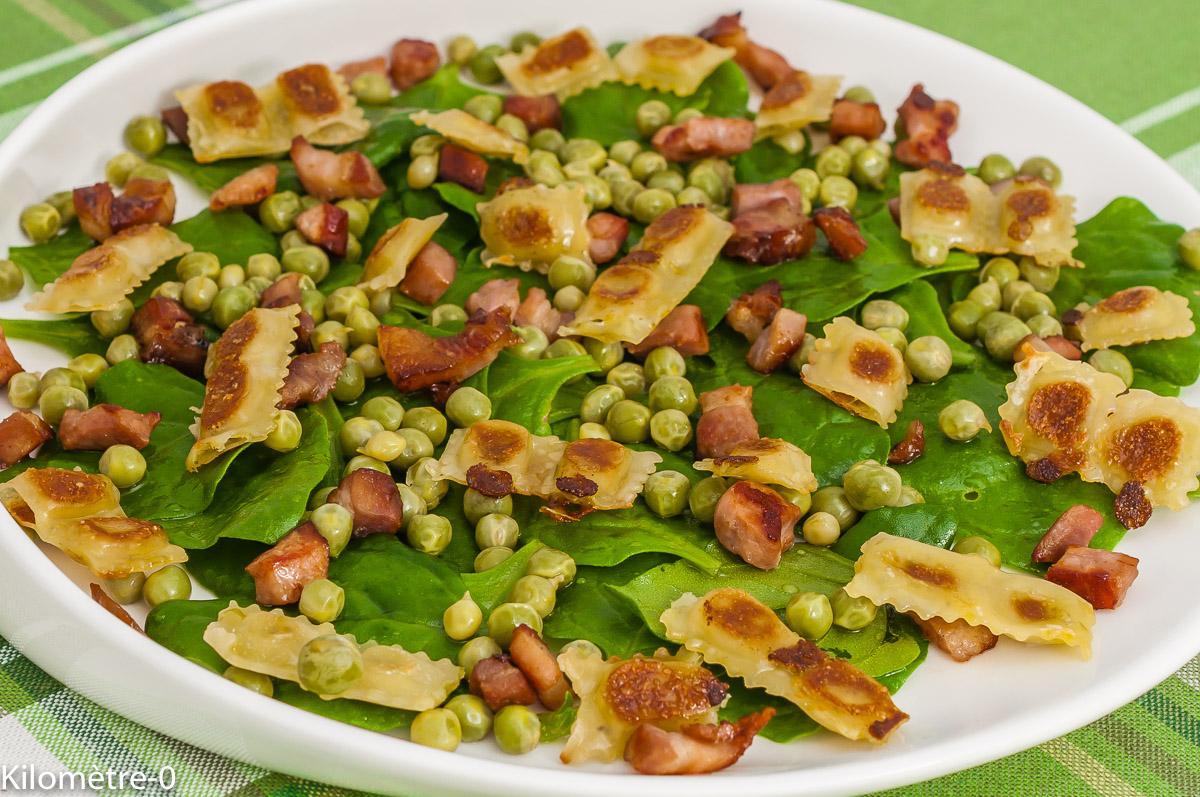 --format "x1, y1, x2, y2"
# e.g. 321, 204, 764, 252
2, 1, 1199, 795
